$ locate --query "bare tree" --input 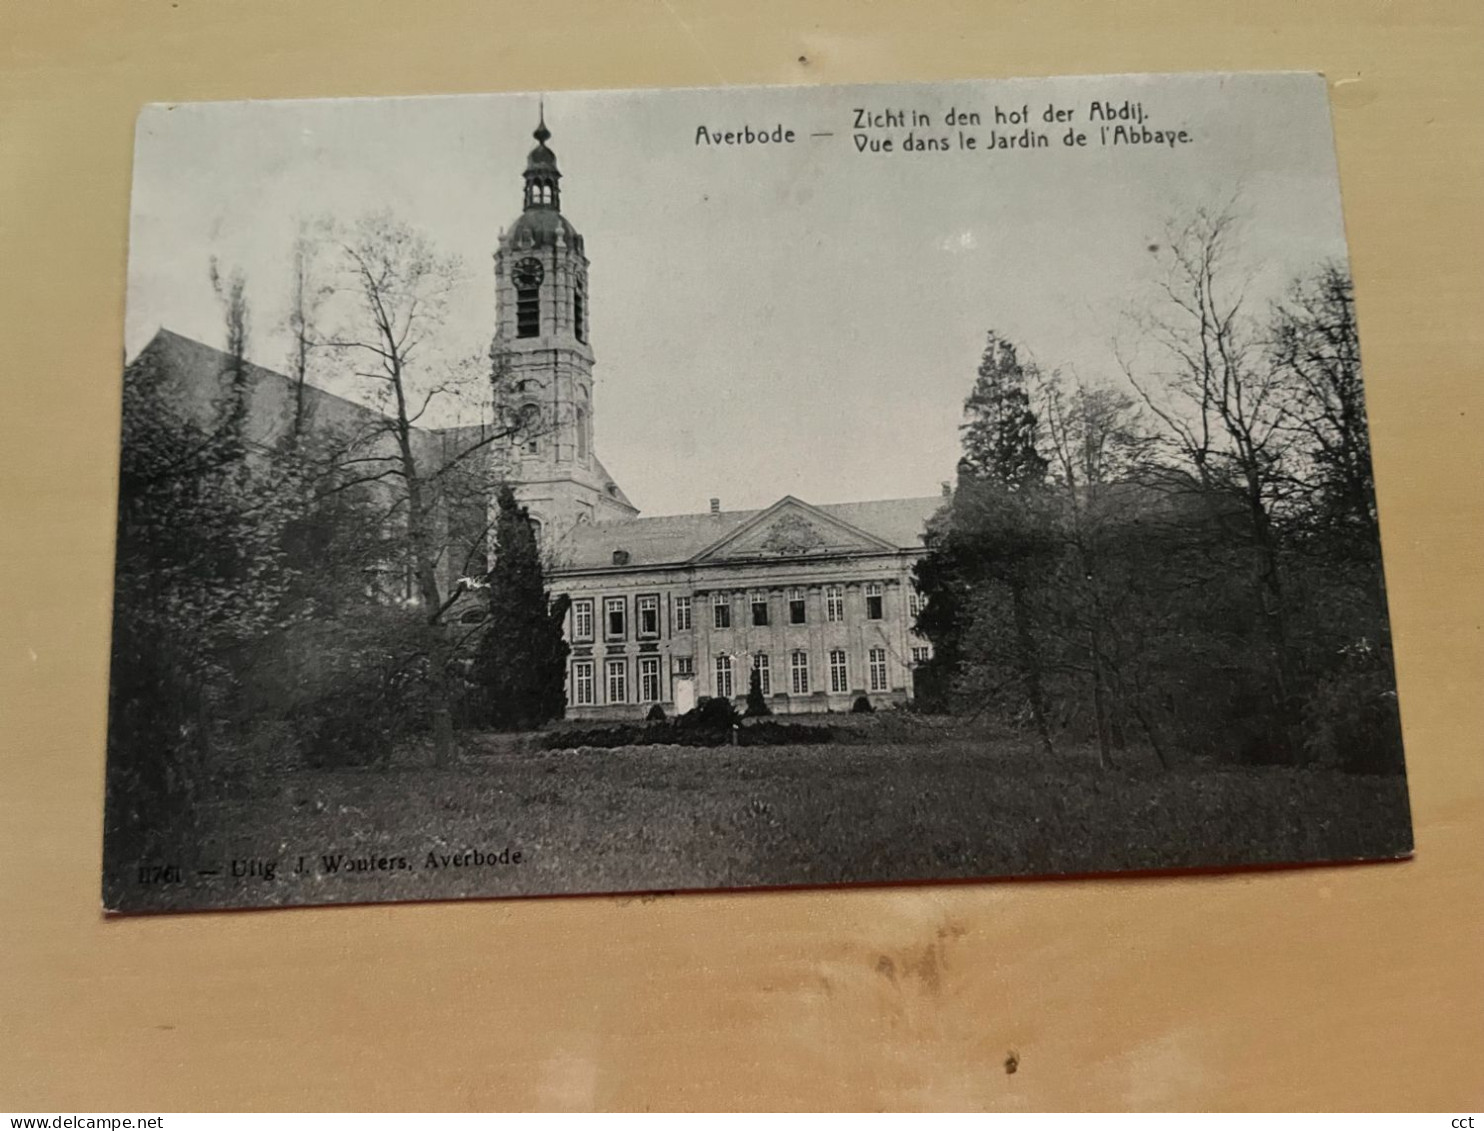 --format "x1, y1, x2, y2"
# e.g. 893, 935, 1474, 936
1268, 263, 1377, 550
316, 212, 475, 764
1035, 371, 1158, 767
1121, 208, 1297, 688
